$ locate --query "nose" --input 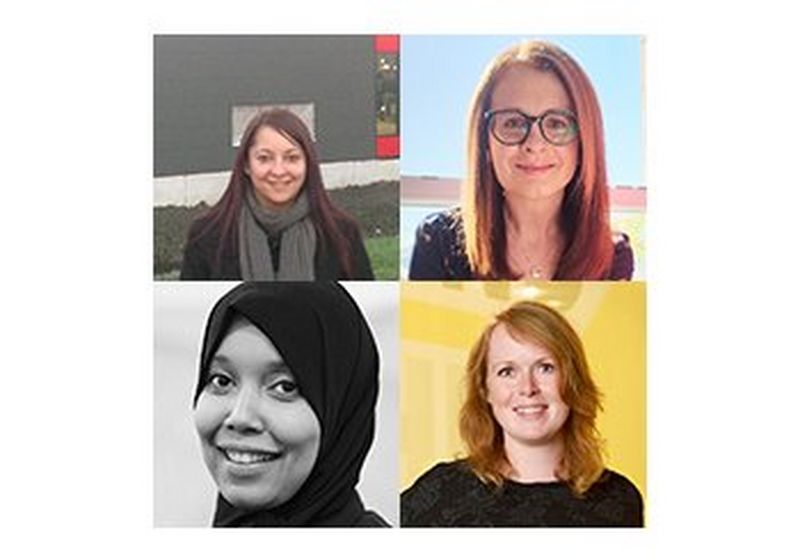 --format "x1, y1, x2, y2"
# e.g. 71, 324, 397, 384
268, 157, 288, 176
223, 387, 264, 433
522, 121, 547, 152
517, 370, 540, 396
